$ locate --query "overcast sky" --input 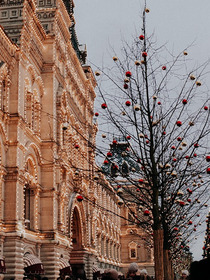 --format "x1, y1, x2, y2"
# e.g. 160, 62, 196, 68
74, 0, 210, 262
